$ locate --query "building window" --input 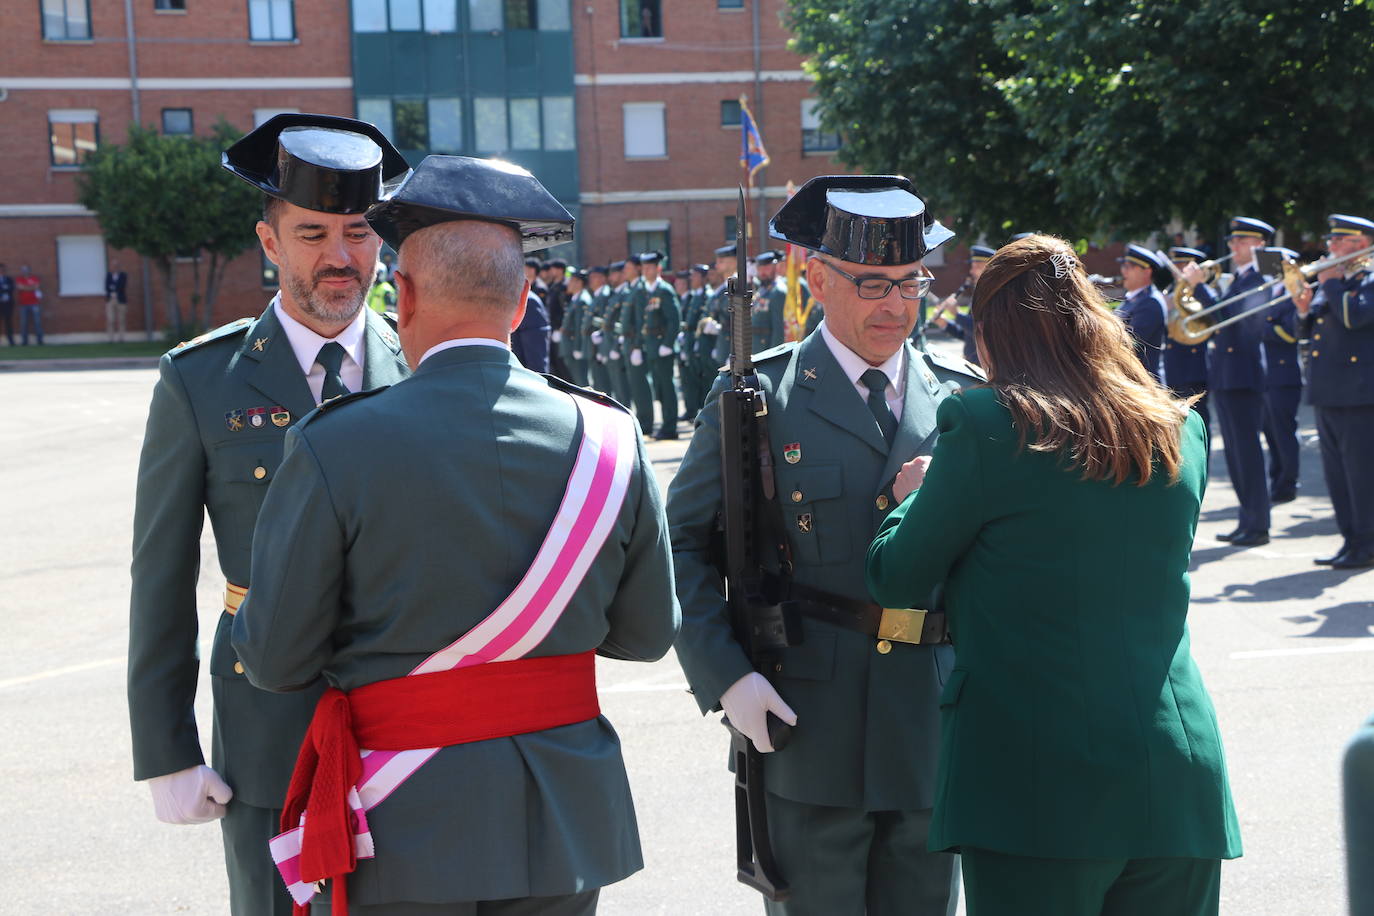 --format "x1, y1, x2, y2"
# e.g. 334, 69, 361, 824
509, 98, 540, 149
422, 0, 457, 30
353, 0, 388, 30
718, 0, 743, 8
390, 0, 422, 29
537, 0, 569, 30
42, 0, 91, 40
801, 99, 840, 153
357, 98, 394, 141
56, 235, 107, 297
161, 108, 193, 135
393, 99, 428, 150
473, 98, 508, 153
620, 0, 660, 38
720, 99, 741, 128
628, 220, 669, 266
49, 110, 98, 167
623, 102, 666, 159
504, 0, 535, 29
254, 107, 299, 127
469, 0, 501, 30
542, 96, 575, 151
248, 0, 294, 41
155, 0, 186, 10
724, 214, 737, 242
428, 98, 463, 153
